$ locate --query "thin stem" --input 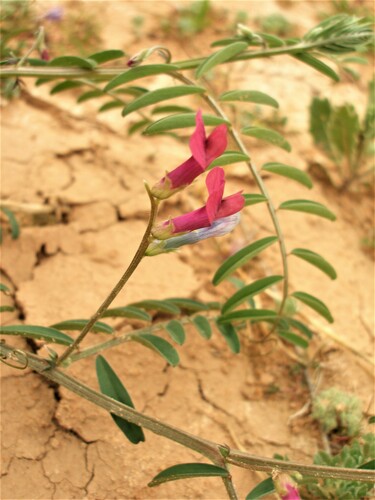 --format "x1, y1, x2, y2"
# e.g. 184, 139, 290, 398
56, 186, 159, 366
0, 36, 367, 79
173, 72, 289, 316
67, 315, 219, 364
221, 474, 238, 500
1, 342, 374, 483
